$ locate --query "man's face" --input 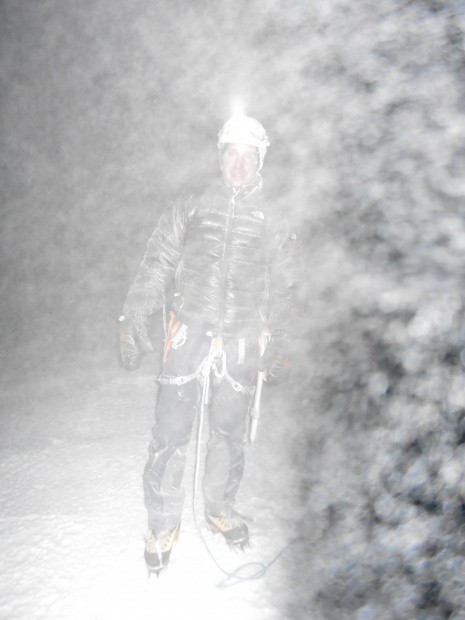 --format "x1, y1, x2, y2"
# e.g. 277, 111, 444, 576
221, 143, 259, 187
